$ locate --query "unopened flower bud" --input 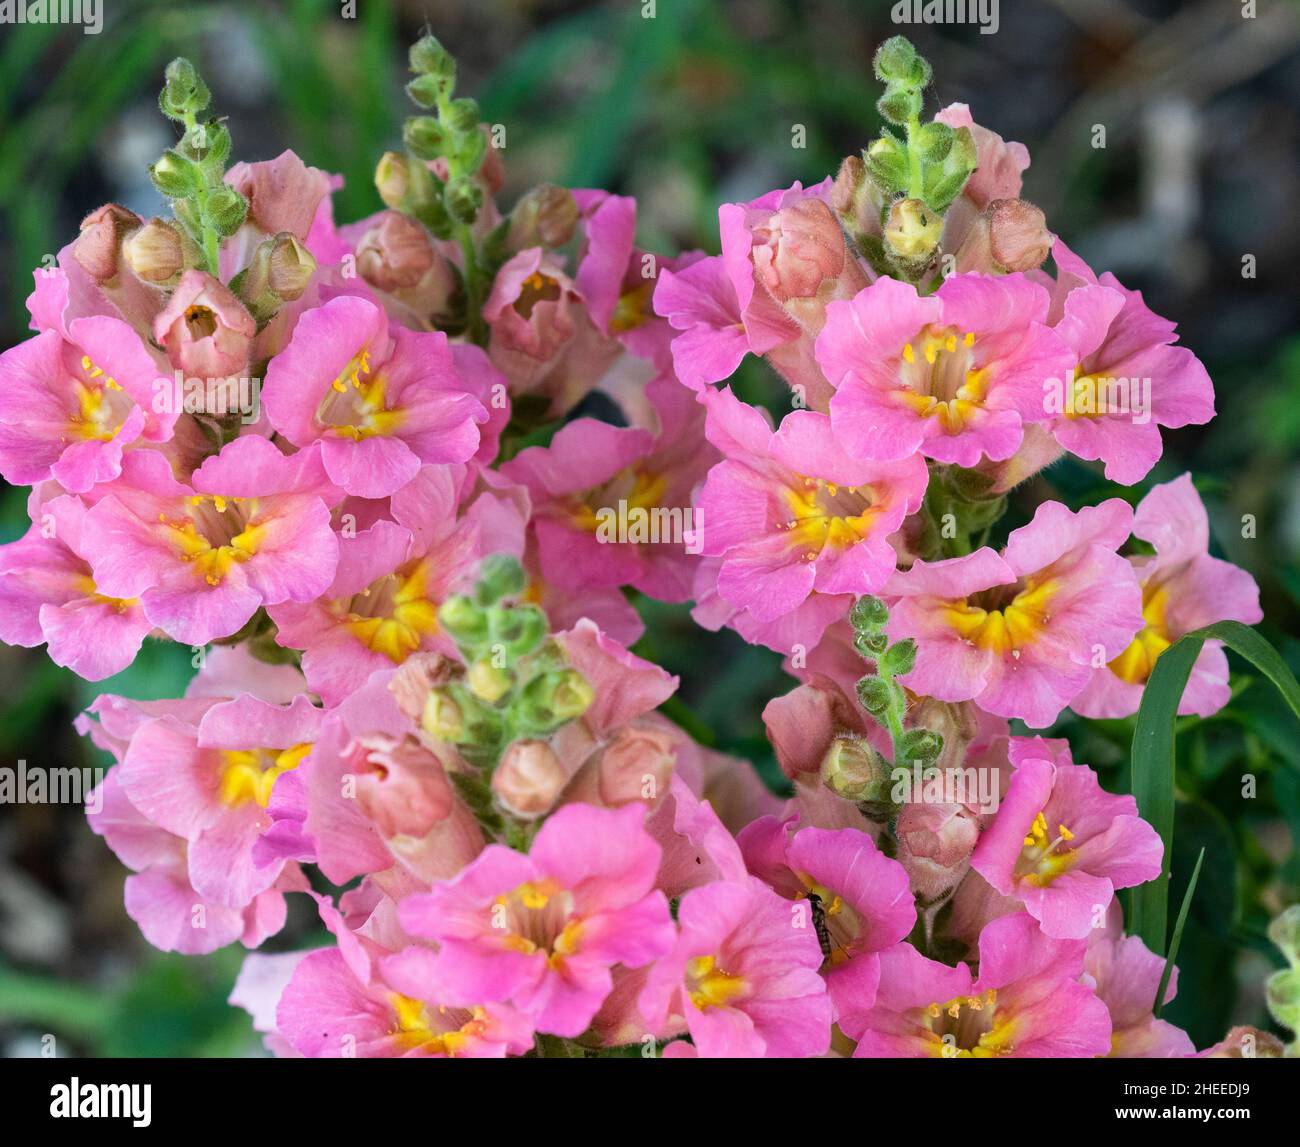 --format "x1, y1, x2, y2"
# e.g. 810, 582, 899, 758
955, 198, 1052, 275
491, 604, 547, 658
508, 185, 580, 250
821, 736, 892, 804
519, 669, 594, 730
884, 198, 942, 266
72, 204, 141, 282
476, 554, 527, 605
150, 150, 202, 198
492, 739, 567, 819
438, 594, 489, 646
597, 726, 676, 807
856, 676, 893, 716
266, 232, 315, 299
467, 659, 513, 704
375, 151, 412, 210
409, 35, 456, 83
122, 218, 186, 283
422, 687, 465, 742
752, 197, 849, 306
355, 211, 437, 292
898, 727, 942, 764
349, 733, 453, 837
203, 185, 248, 238
880, 638, 918, 678
405, 115, 449, 161
896, 801, 979, 902
850, 595, 890, 633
